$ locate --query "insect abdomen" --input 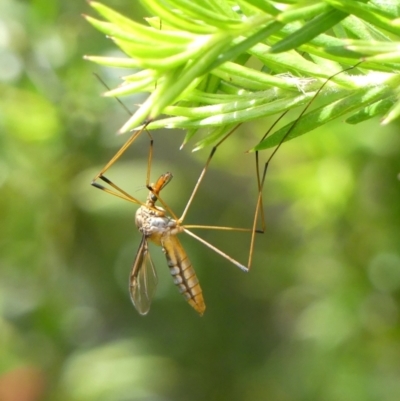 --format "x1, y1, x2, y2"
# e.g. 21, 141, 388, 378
162, 236, 205, 316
